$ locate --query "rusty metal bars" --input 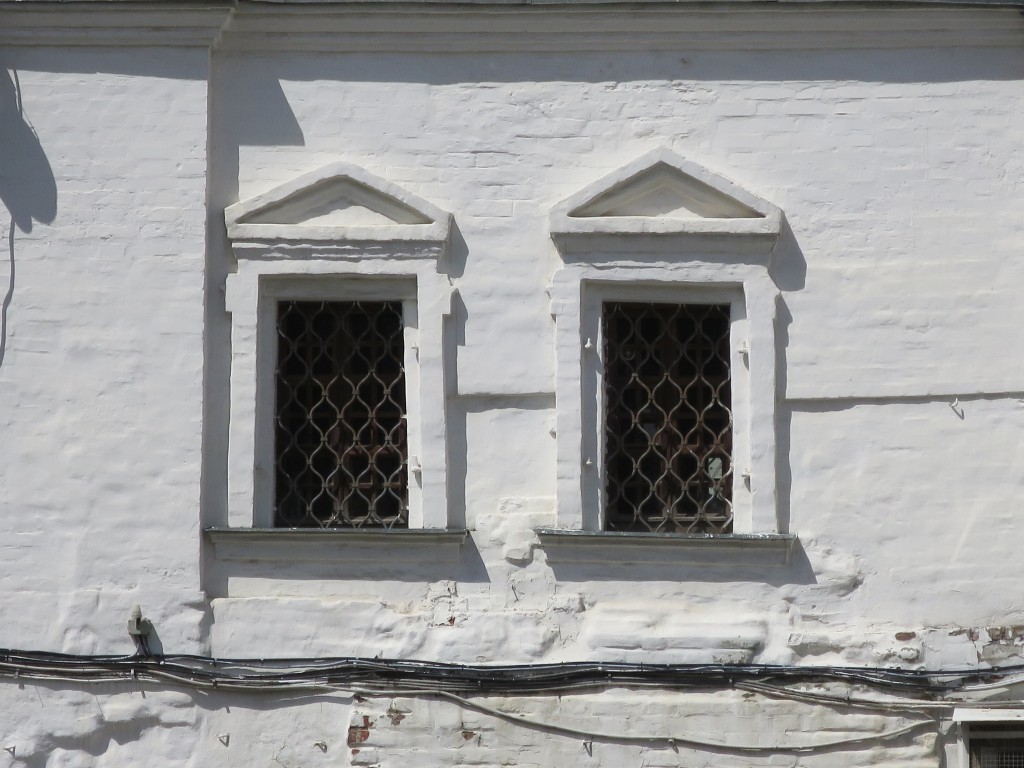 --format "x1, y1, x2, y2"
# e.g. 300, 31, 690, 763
602, 302, 733, 534
274, 300, 409, 528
